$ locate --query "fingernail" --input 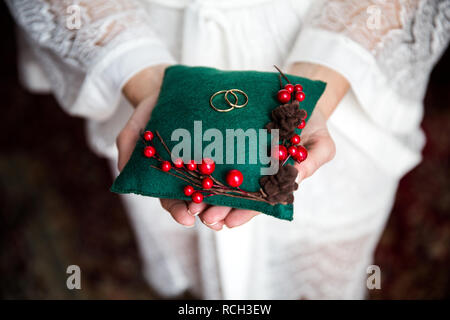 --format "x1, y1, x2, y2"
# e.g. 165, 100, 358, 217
201, 220, 218, 226
187, 209, 200, 216
183, 224, 195, 228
